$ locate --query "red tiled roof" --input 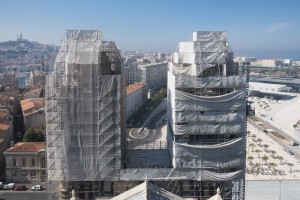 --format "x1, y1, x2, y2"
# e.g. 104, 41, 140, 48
126, 83, 147, 95
0, 111, 9, 119
20, 98, 44, 116
0, 123, 10, 131
6, 142, 45, 153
